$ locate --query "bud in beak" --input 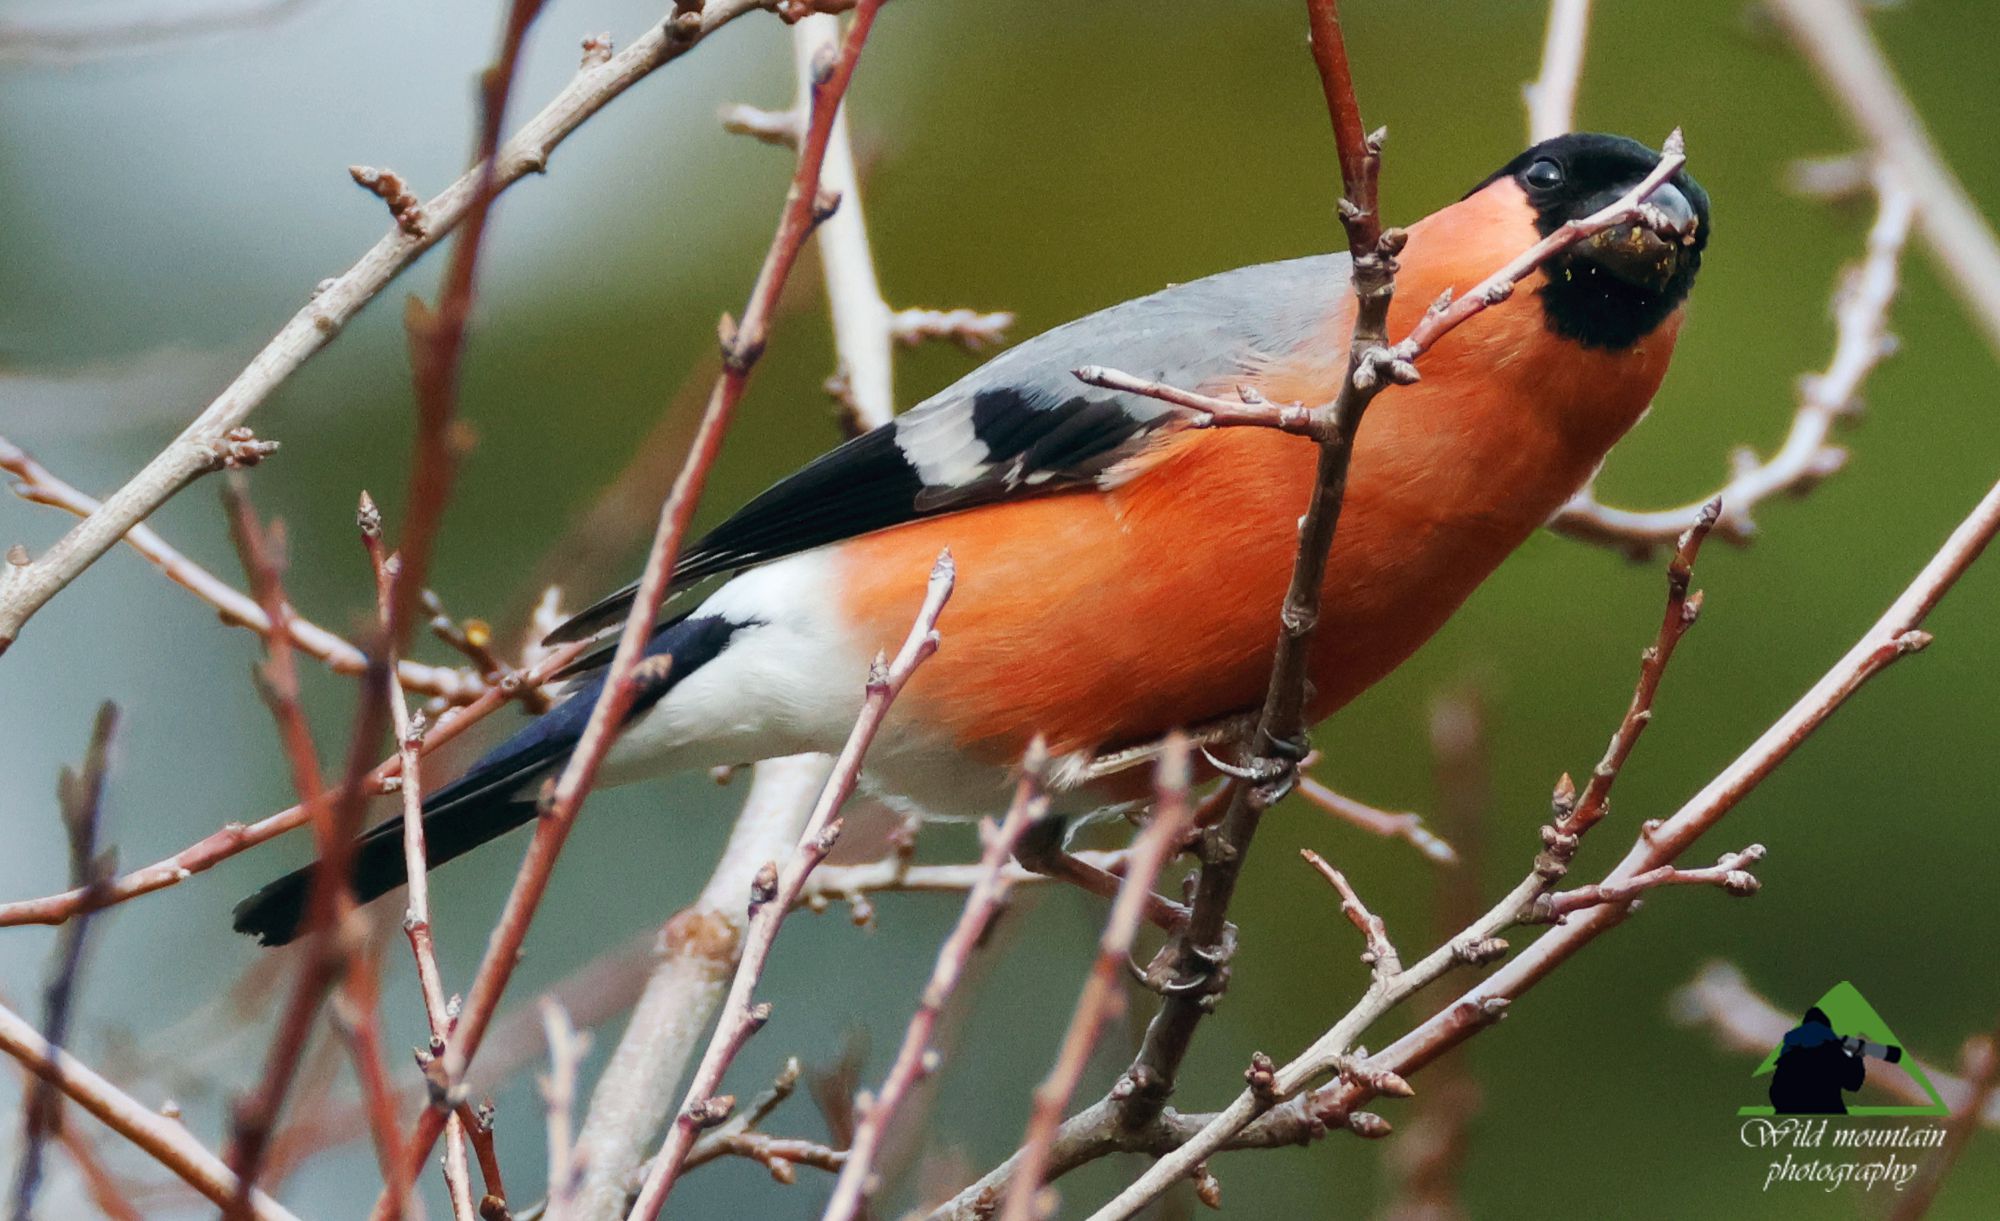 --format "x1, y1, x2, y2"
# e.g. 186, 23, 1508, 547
1574, 181, 1700, 291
